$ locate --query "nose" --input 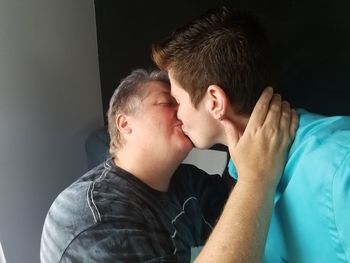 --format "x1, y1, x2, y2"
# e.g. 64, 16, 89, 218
175, 106, 182, 121
171, 103, 180, 119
